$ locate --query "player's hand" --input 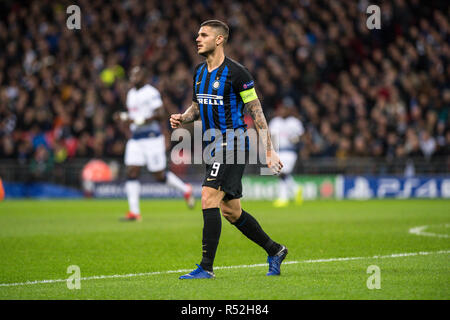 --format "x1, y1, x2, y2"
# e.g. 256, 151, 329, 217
113, 111, 132, 124
170, 114, 183, 129
266, 150, 283, 175
289, 135, 301, 144
112, 111, 121, 122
